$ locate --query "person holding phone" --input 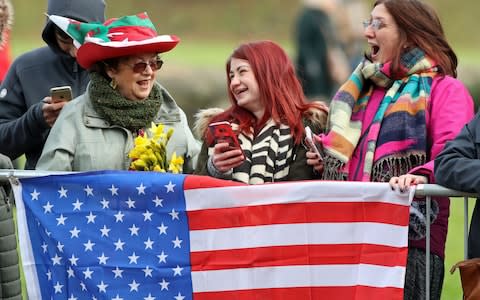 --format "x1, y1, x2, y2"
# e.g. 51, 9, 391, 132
35, 13, 199, 173
194, 40, 328, 184
305, 0, 474, 298
0, 0, 105, 169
